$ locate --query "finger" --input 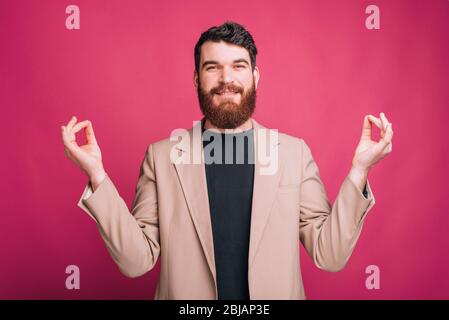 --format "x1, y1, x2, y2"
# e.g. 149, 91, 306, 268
60, 126, 67, 144
381, 112, 391, 124
380, 112, 388, 131
367, 115, 382, 129
368, 115, 385, 138
377, 123, 394, 152
61, 125, 71, 144
382, 122, 394, 144
71, 120, 90, 136
361, 115, 372, 139
61, 125, 80, 151
66, 116, 77, 132
61, 125, 68, 139
85, 121, 98, 145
